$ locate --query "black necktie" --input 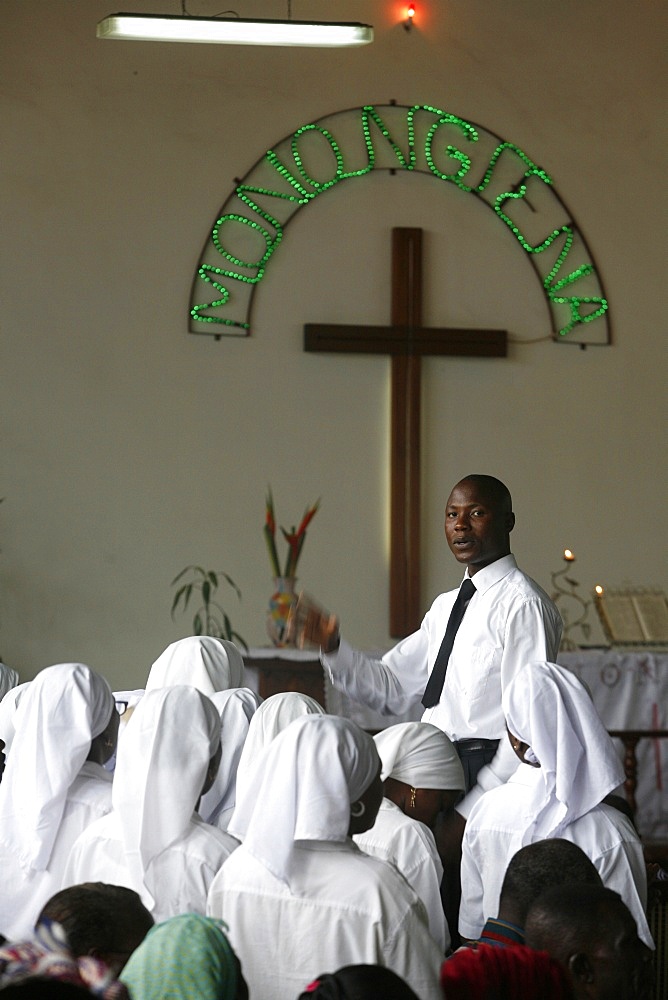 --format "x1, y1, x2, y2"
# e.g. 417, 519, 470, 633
422, 578, 476, 708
